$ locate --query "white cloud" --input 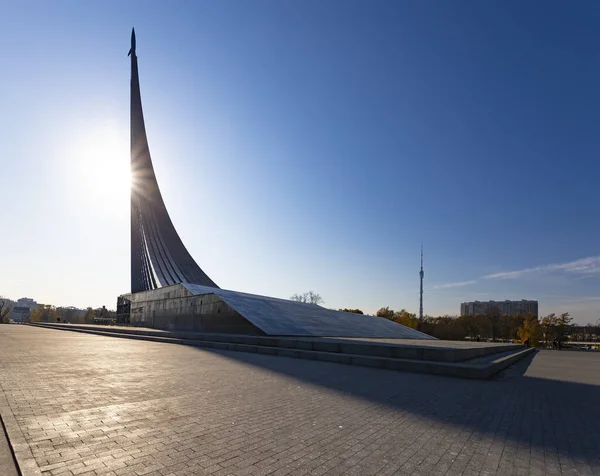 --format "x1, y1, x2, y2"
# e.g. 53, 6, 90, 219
433, 255, 600, 289
550, 256, 600, 274
483, 255, 600, 280
432, 280, 477, 289
483, 269, 534, 279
